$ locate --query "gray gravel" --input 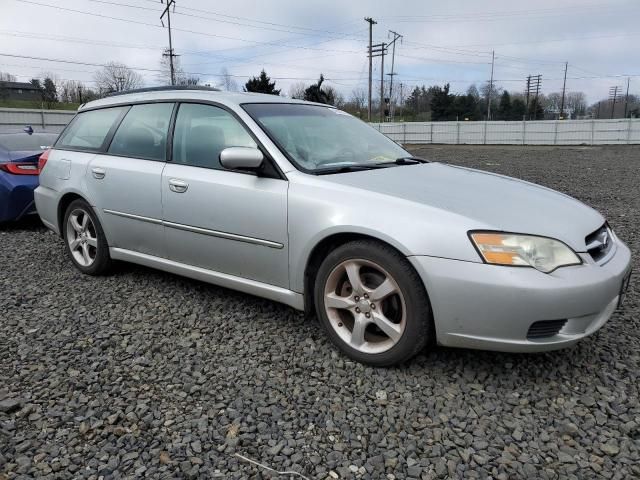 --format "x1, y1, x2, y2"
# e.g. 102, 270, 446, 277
1, 145, 639, 479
